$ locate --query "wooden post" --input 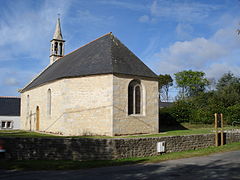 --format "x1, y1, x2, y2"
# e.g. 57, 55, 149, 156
214, 113, 218, 146
221, 113, 224, 146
